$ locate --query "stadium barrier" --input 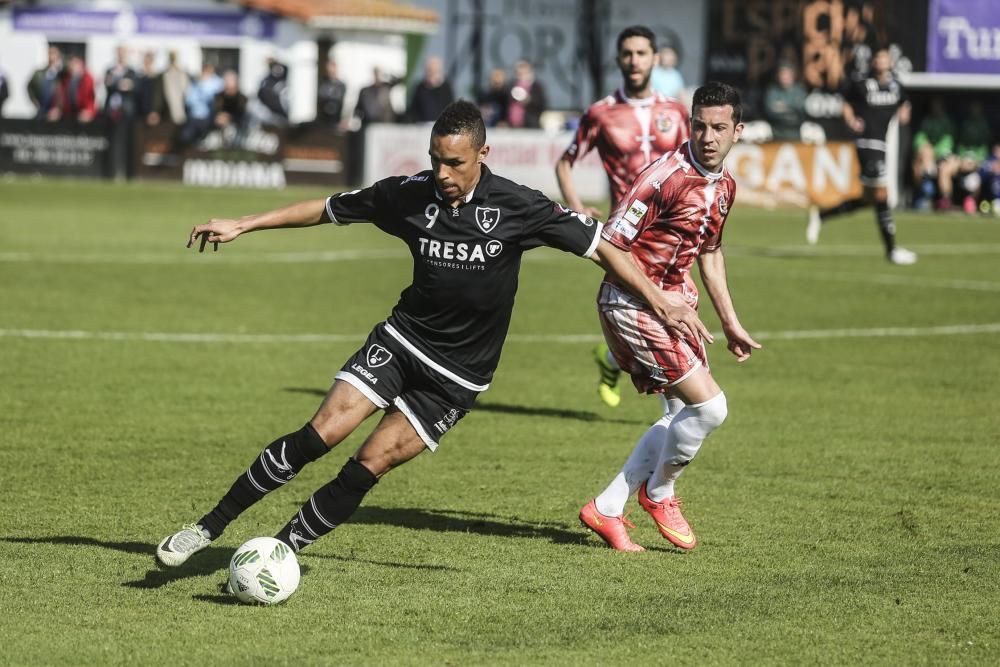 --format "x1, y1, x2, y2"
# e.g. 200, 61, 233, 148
362, 123, 861, 209
362, 123, 610, 202
134, 123, 348, 188
726, 141, 863, 209
1, 118, 861, 209
0, 118, 111, 178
